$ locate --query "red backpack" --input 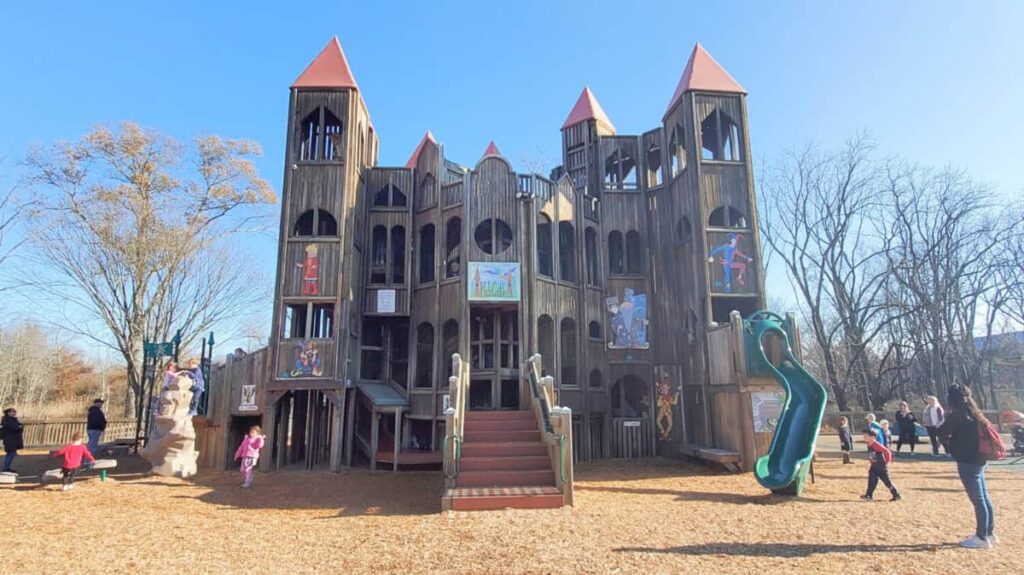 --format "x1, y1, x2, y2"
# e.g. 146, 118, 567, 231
977, 420, 1006, 461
